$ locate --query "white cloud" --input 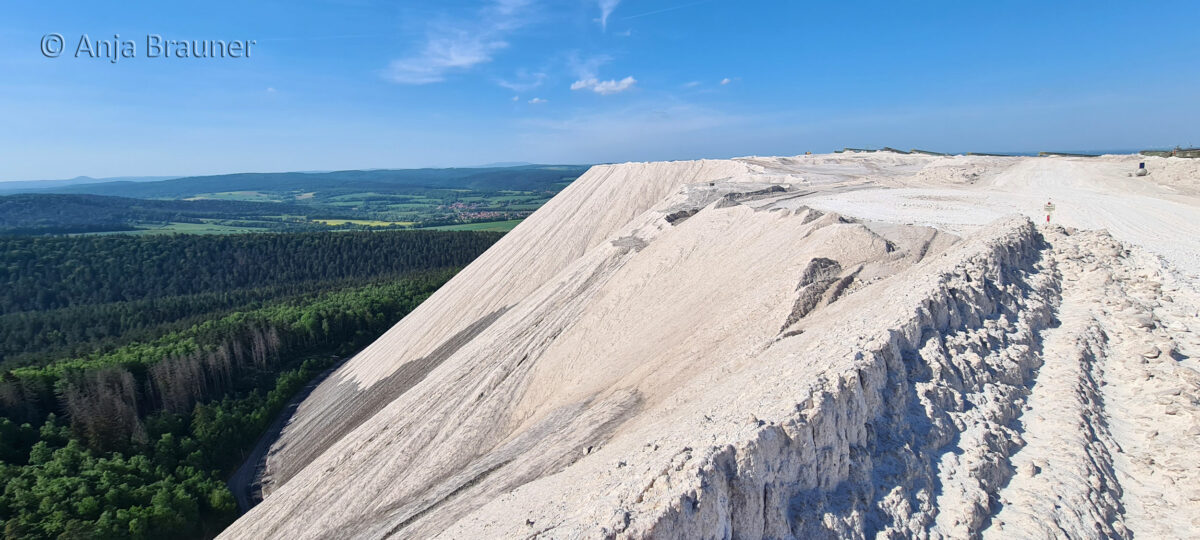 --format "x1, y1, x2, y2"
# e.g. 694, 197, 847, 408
566, 54, 635, 95
682, 81, 701, 88
571, 76, 637, 95
384, 0, 533, 85
567, 53, 611, 79
266, 87, 277, 93
720, 77, 732, 85
528, 97, 548, 104
598, 0, 621, 30
512, 95, 520, 101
